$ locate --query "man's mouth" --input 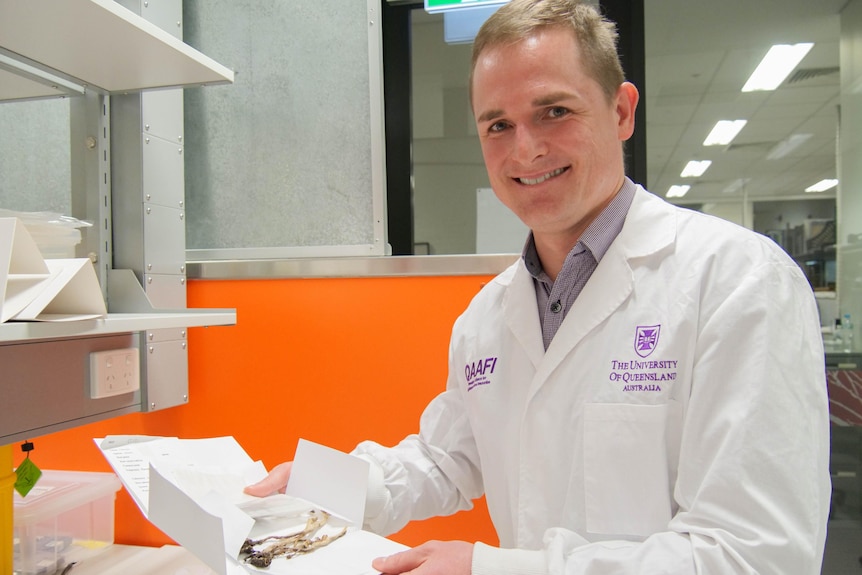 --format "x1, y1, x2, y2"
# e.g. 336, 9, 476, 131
516, 167, 568, 186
